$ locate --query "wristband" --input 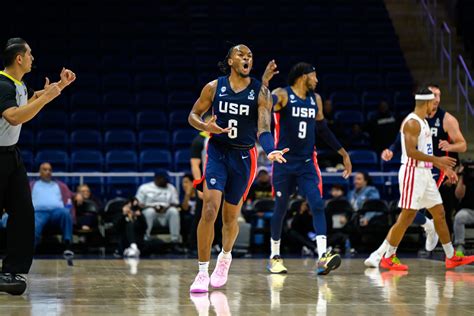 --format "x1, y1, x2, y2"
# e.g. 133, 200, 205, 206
258, 131, 275, 155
